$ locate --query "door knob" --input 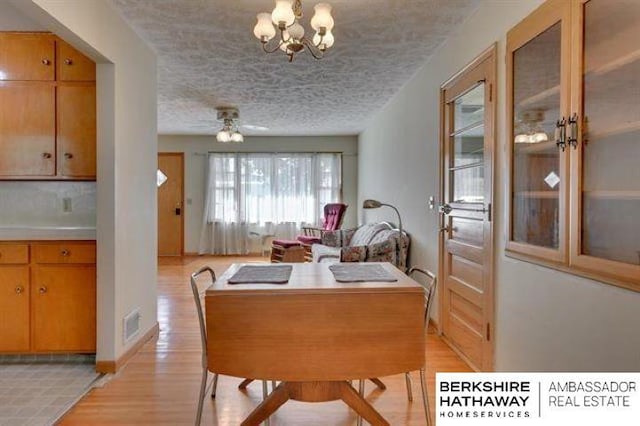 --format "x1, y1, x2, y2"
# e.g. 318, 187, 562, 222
439, 204, 453, 214
64, 58, 73, 65
39, 286, 48, 294
15, 285, 24, 295
42, 152, 52, 159
61, 249, 70, 256
41, 59, 51, 65
64, 153, 74, 159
